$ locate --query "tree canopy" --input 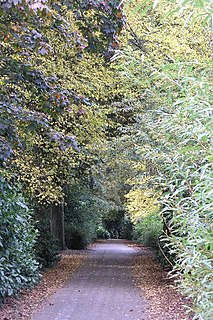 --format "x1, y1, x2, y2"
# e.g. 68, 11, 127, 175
0, 1, 212, 319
